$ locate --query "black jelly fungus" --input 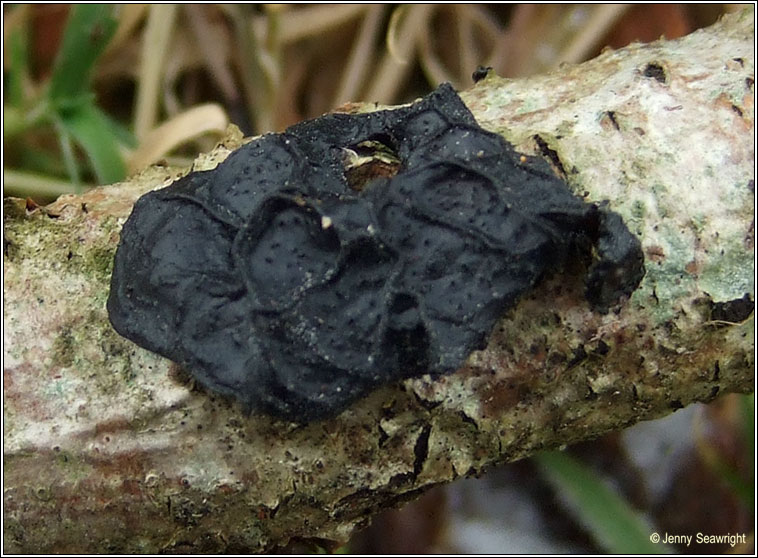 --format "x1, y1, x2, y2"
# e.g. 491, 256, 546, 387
107, 83, 645, 423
